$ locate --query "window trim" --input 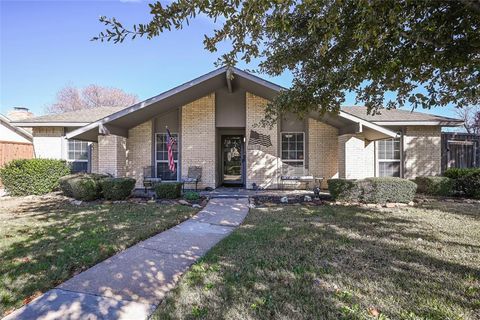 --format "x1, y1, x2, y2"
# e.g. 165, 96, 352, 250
155, 132, 179, 181
67, 139, 89, 163
376, 137, 402, 177
280, 131, 305, 168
